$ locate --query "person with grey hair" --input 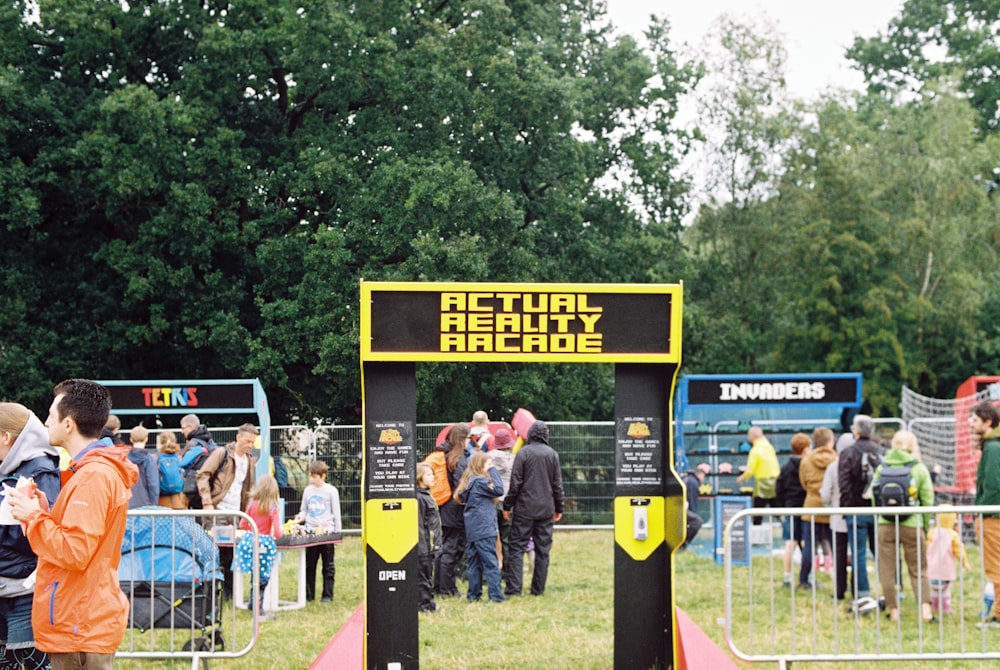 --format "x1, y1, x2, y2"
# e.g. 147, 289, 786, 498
178, 414, 218, 509
837, 414, 886, 606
